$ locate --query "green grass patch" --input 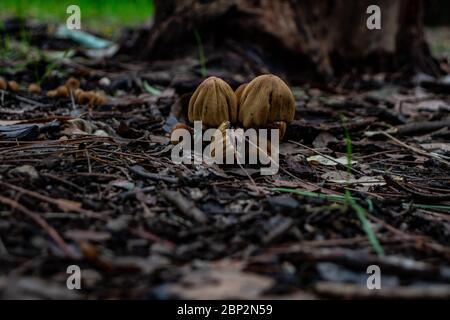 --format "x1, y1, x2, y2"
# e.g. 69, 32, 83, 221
0, 0, 154, 35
